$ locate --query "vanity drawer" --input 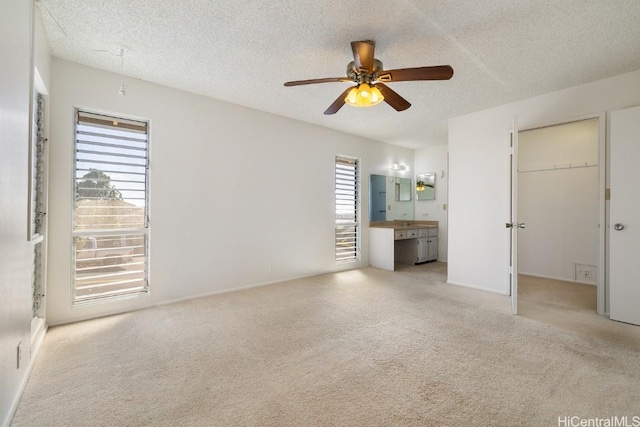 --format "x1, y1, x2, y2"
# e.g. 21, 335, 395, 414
407, 229, 418, 238
394, 230, 407, 240
418, 229, 429, 238
429, 228, 438, 237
